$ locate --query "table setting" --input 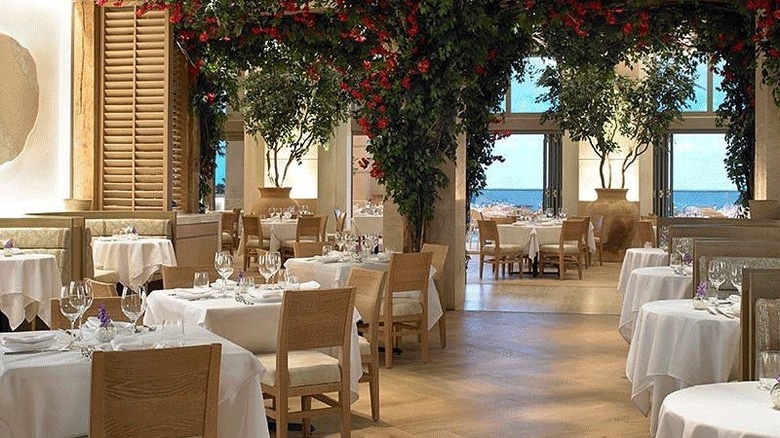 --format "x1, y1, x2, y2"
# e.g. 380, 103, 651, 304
617, 246, 670, 293
91, 233, 177, 287
0, 247, 61, 329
